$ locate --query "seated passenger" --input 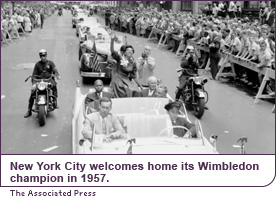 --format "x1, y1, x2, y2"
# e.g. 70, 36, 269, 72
82, 97, 127, 143
85, 79, 113, 113
95, 32, 105, 43
155, 85, 167, 98
141, 76, 158, 97
155, 85, 174, 101
164, 101, 197, 138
